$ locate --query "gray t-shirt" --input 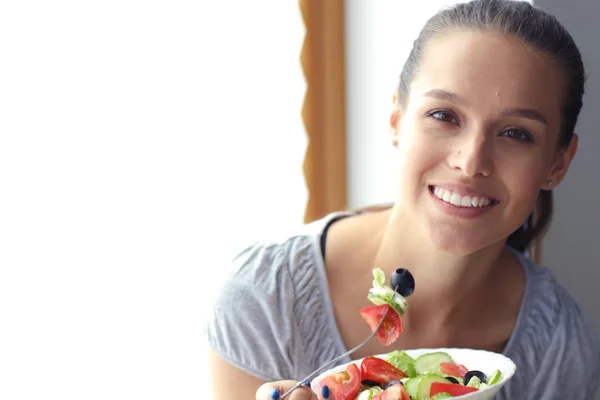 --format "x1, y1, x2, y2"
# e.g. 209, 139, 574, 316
204, 212, 600, 399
